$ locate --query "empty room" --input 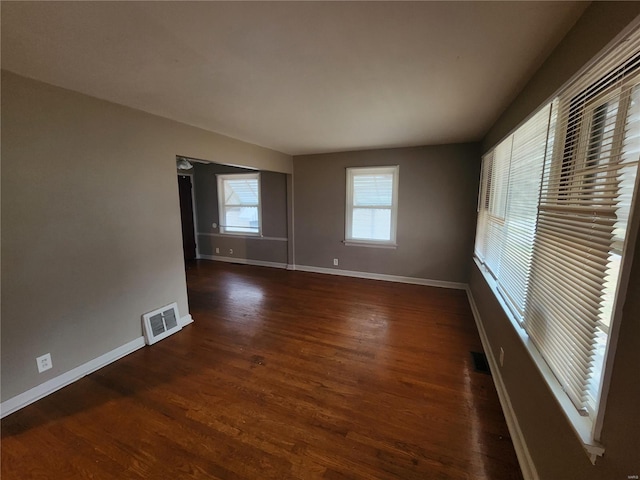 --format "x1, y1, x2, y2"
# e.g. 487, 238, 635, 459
2, 2, 639, 479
